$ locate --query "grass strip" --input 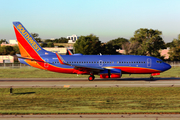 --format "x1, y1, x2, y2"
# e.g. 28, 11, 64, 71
0, 66, 179, 78
0, 87, 180, 114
